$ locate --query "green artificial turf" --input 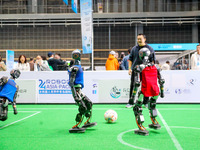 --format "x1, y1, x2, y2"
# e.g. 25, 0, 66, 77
0, 104, 200, 150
